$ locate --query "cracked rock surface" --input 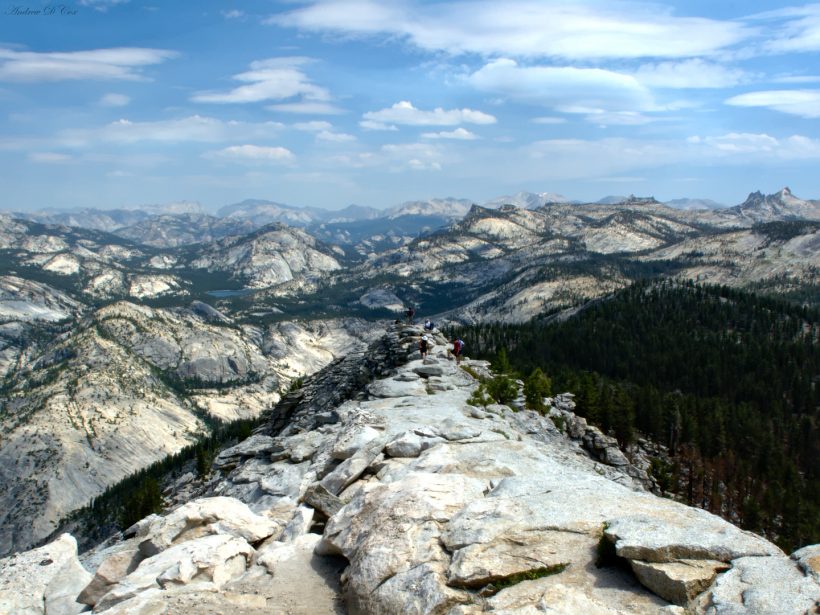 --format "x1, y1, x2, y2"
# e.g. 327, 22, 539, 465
1, 324, 817, 614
